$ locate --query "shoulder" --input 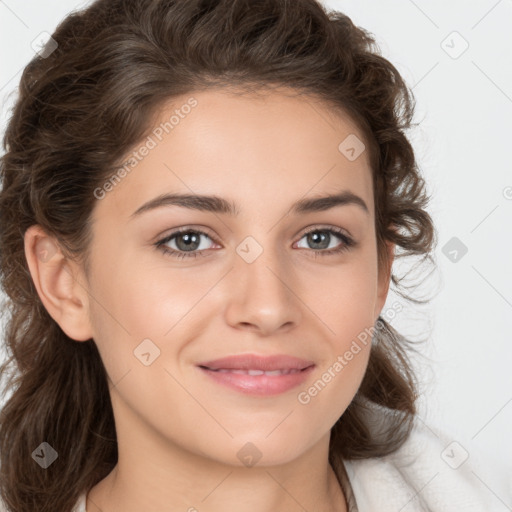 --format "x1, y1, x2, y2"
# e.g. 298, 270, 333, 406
343, 418, 512, 512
